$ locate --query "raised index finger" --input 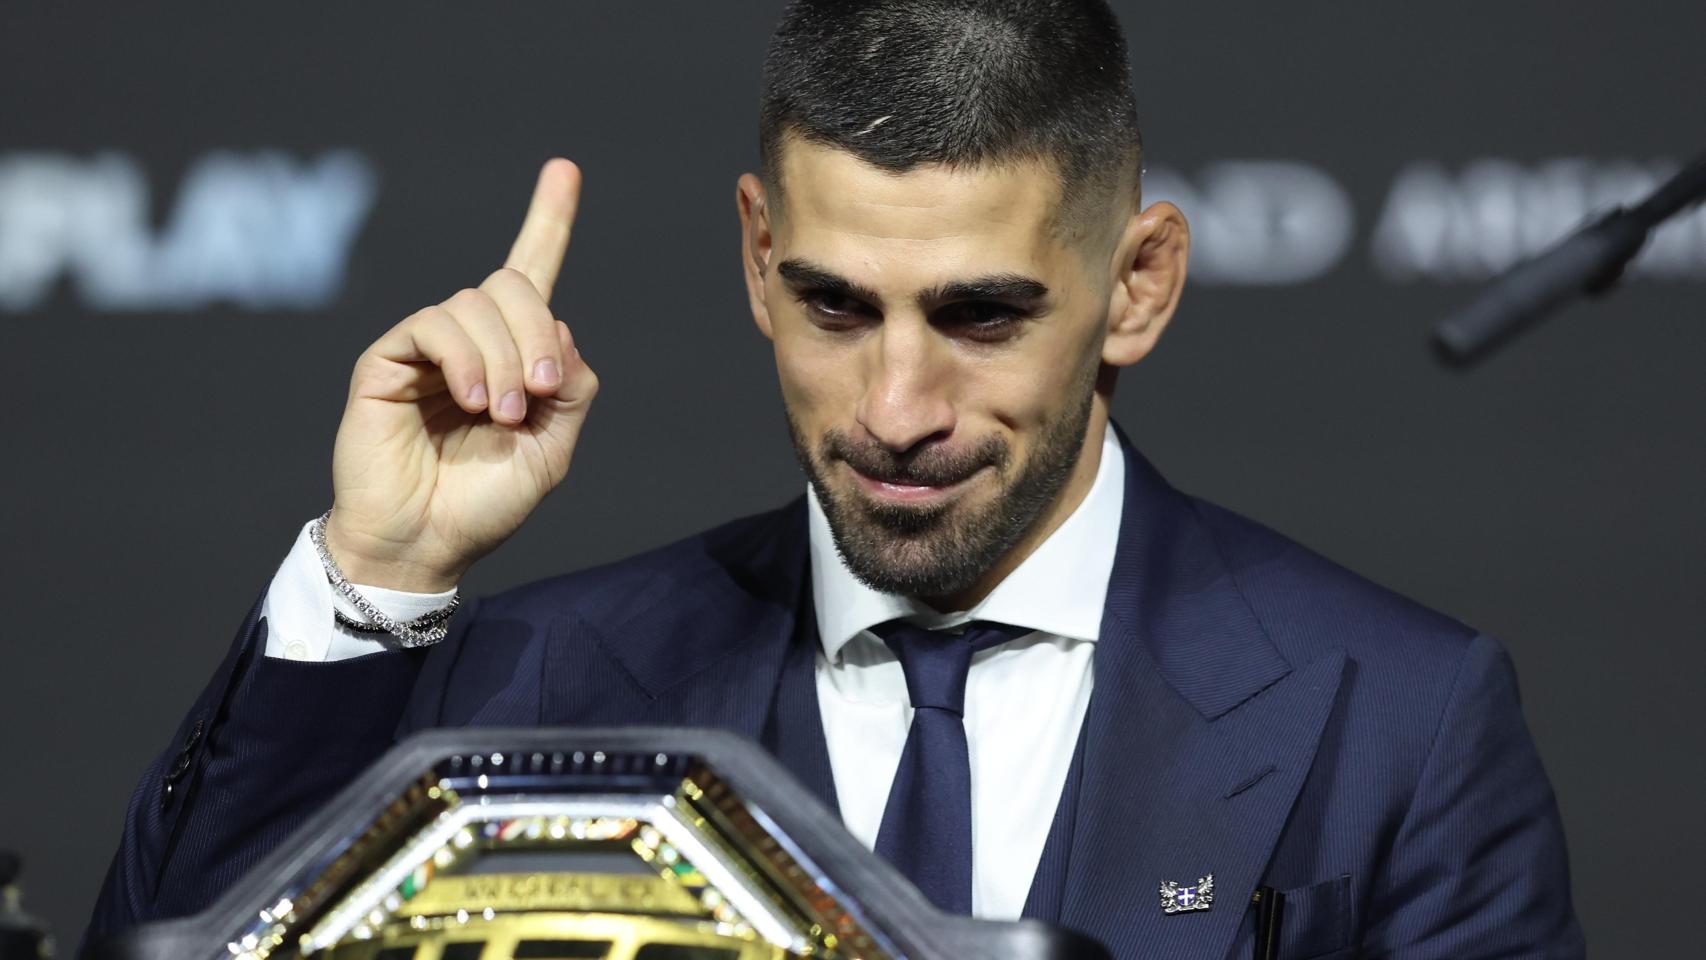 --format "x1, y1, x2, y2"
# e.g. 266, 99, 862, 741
504, 157, 582, 301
